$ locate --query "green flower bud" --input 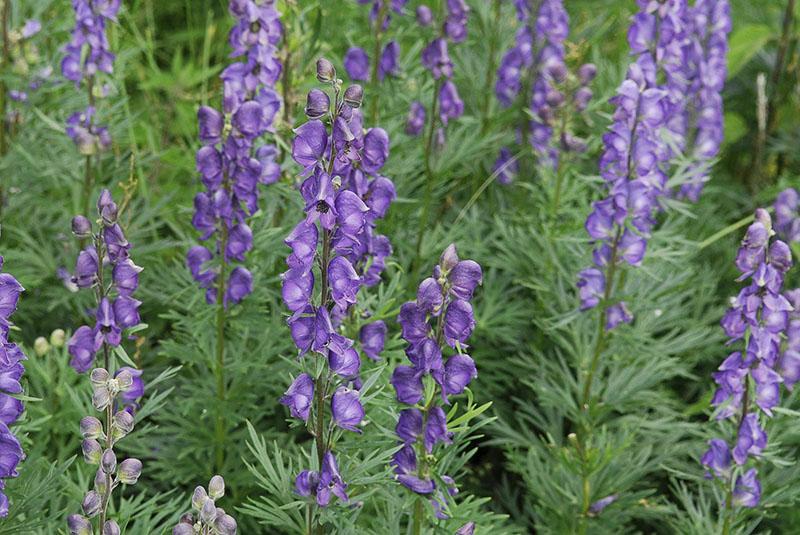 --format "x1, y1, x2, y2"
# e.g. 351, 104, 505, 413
33, 336, 50, 356
50, 328, 66, 347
